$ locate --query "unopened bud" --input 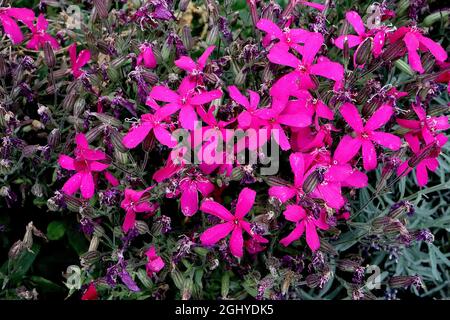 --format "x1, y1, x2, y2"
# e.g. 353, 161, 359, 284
135, 220, 150, 235
93, 0, 109, 19
354, 38, 373, 67
181, 26, 193, 51
48, 128, 61, 147
43, 42, 56, 68
389, 275, 423, 289
206, 25, 219, 46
